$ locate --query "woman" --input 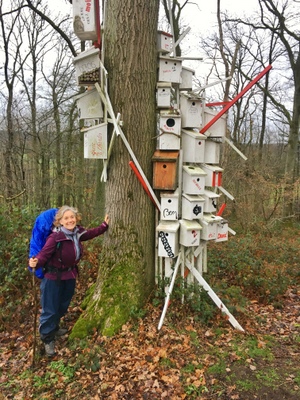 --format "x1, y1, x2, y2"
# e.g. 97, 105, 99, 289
29, 205, 109, 357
